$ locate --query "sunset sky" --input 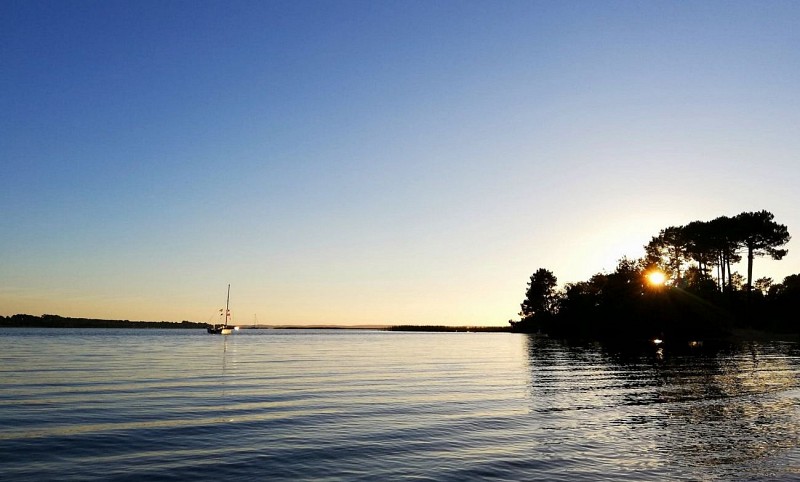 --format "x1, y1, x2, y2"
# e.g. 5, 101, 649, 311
2, 1, 799, 326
